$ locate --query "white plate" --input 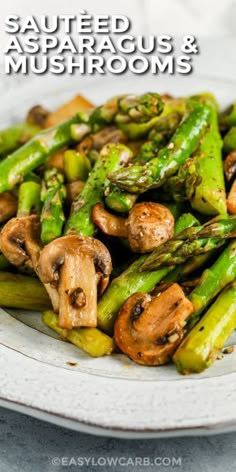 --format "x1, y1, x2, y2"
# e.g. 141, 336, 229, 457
1, 74, 236, 438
